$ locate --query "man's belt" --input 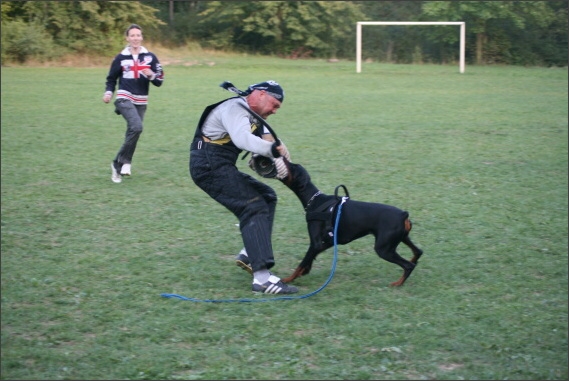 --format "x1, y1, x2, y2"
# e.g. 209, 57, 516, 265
191, 135, 237, 152
202, 135, 231, 145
